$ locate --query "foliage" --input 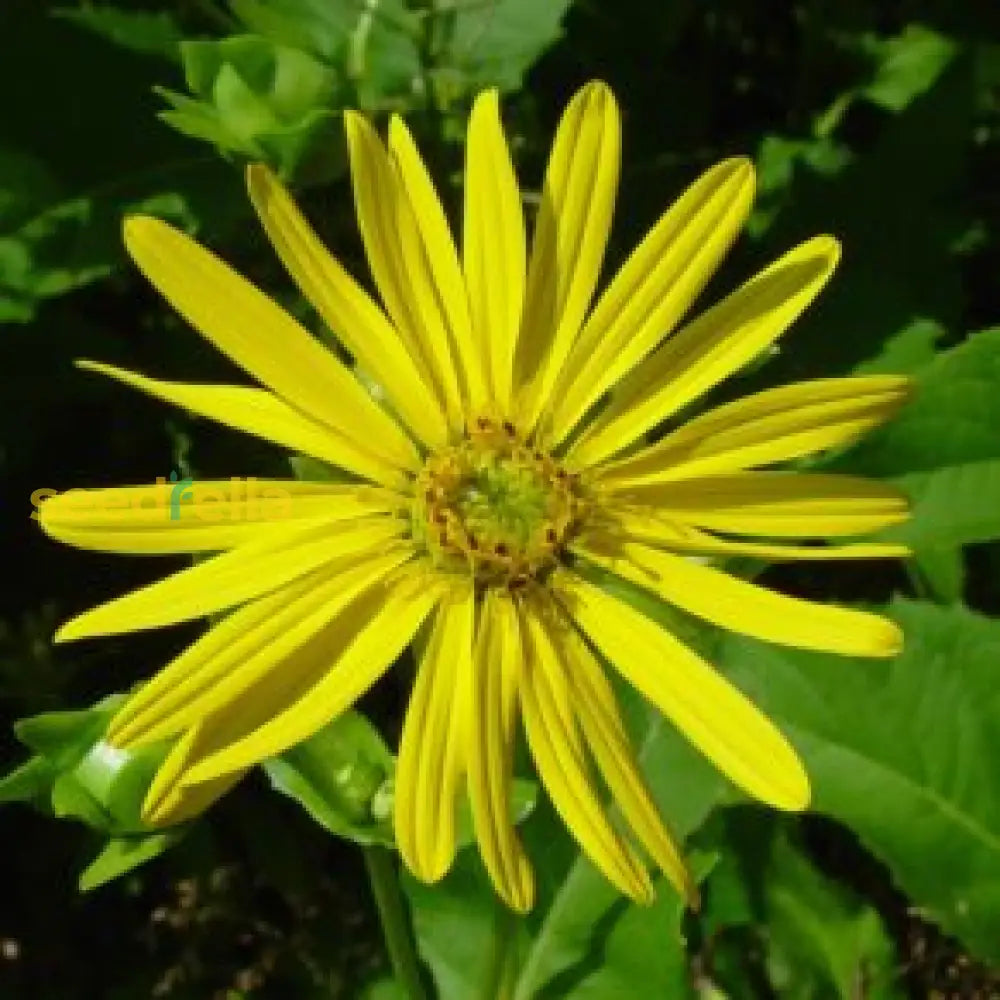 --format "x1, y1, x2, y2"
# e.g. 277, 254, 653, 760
1, 0, 999, 997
